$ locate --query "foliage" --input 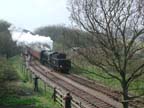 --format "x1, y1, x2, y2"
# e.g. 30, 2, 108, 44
0, 57, 18, 83
9, 56, 61, 108
0, 97, 38, 106
0, 20, 10, 32
0, 20, 21, 58
34, 25, 91, 51
0, 57, 19, 98
34, 25, 65, 42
